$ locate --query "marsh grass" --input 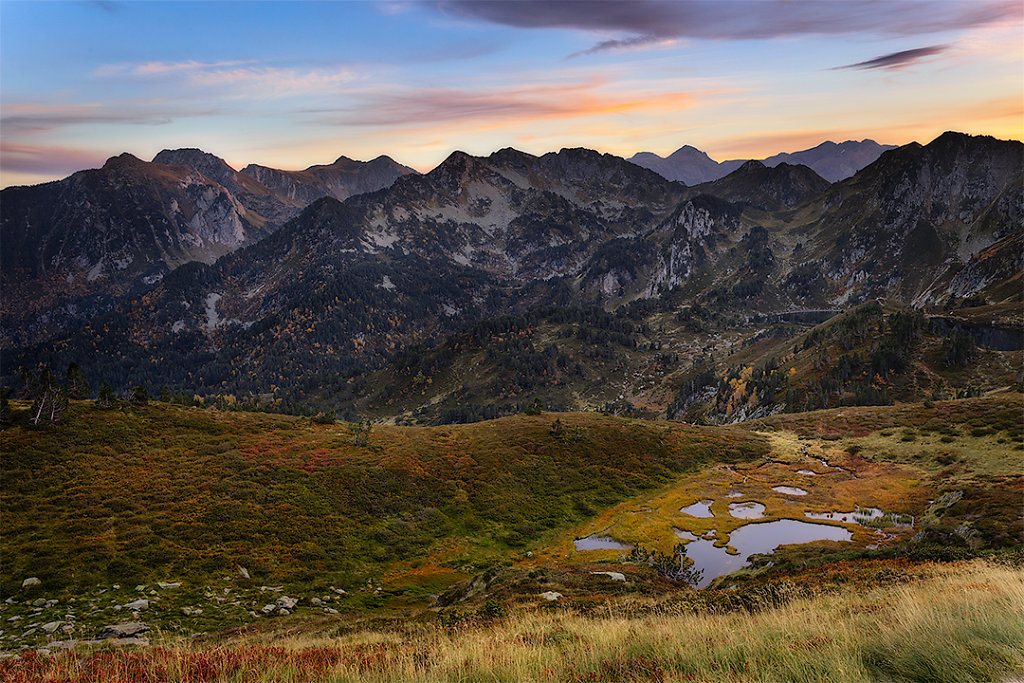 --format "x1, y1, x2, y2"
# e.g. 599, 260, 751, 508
4, 560, 1020, 682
